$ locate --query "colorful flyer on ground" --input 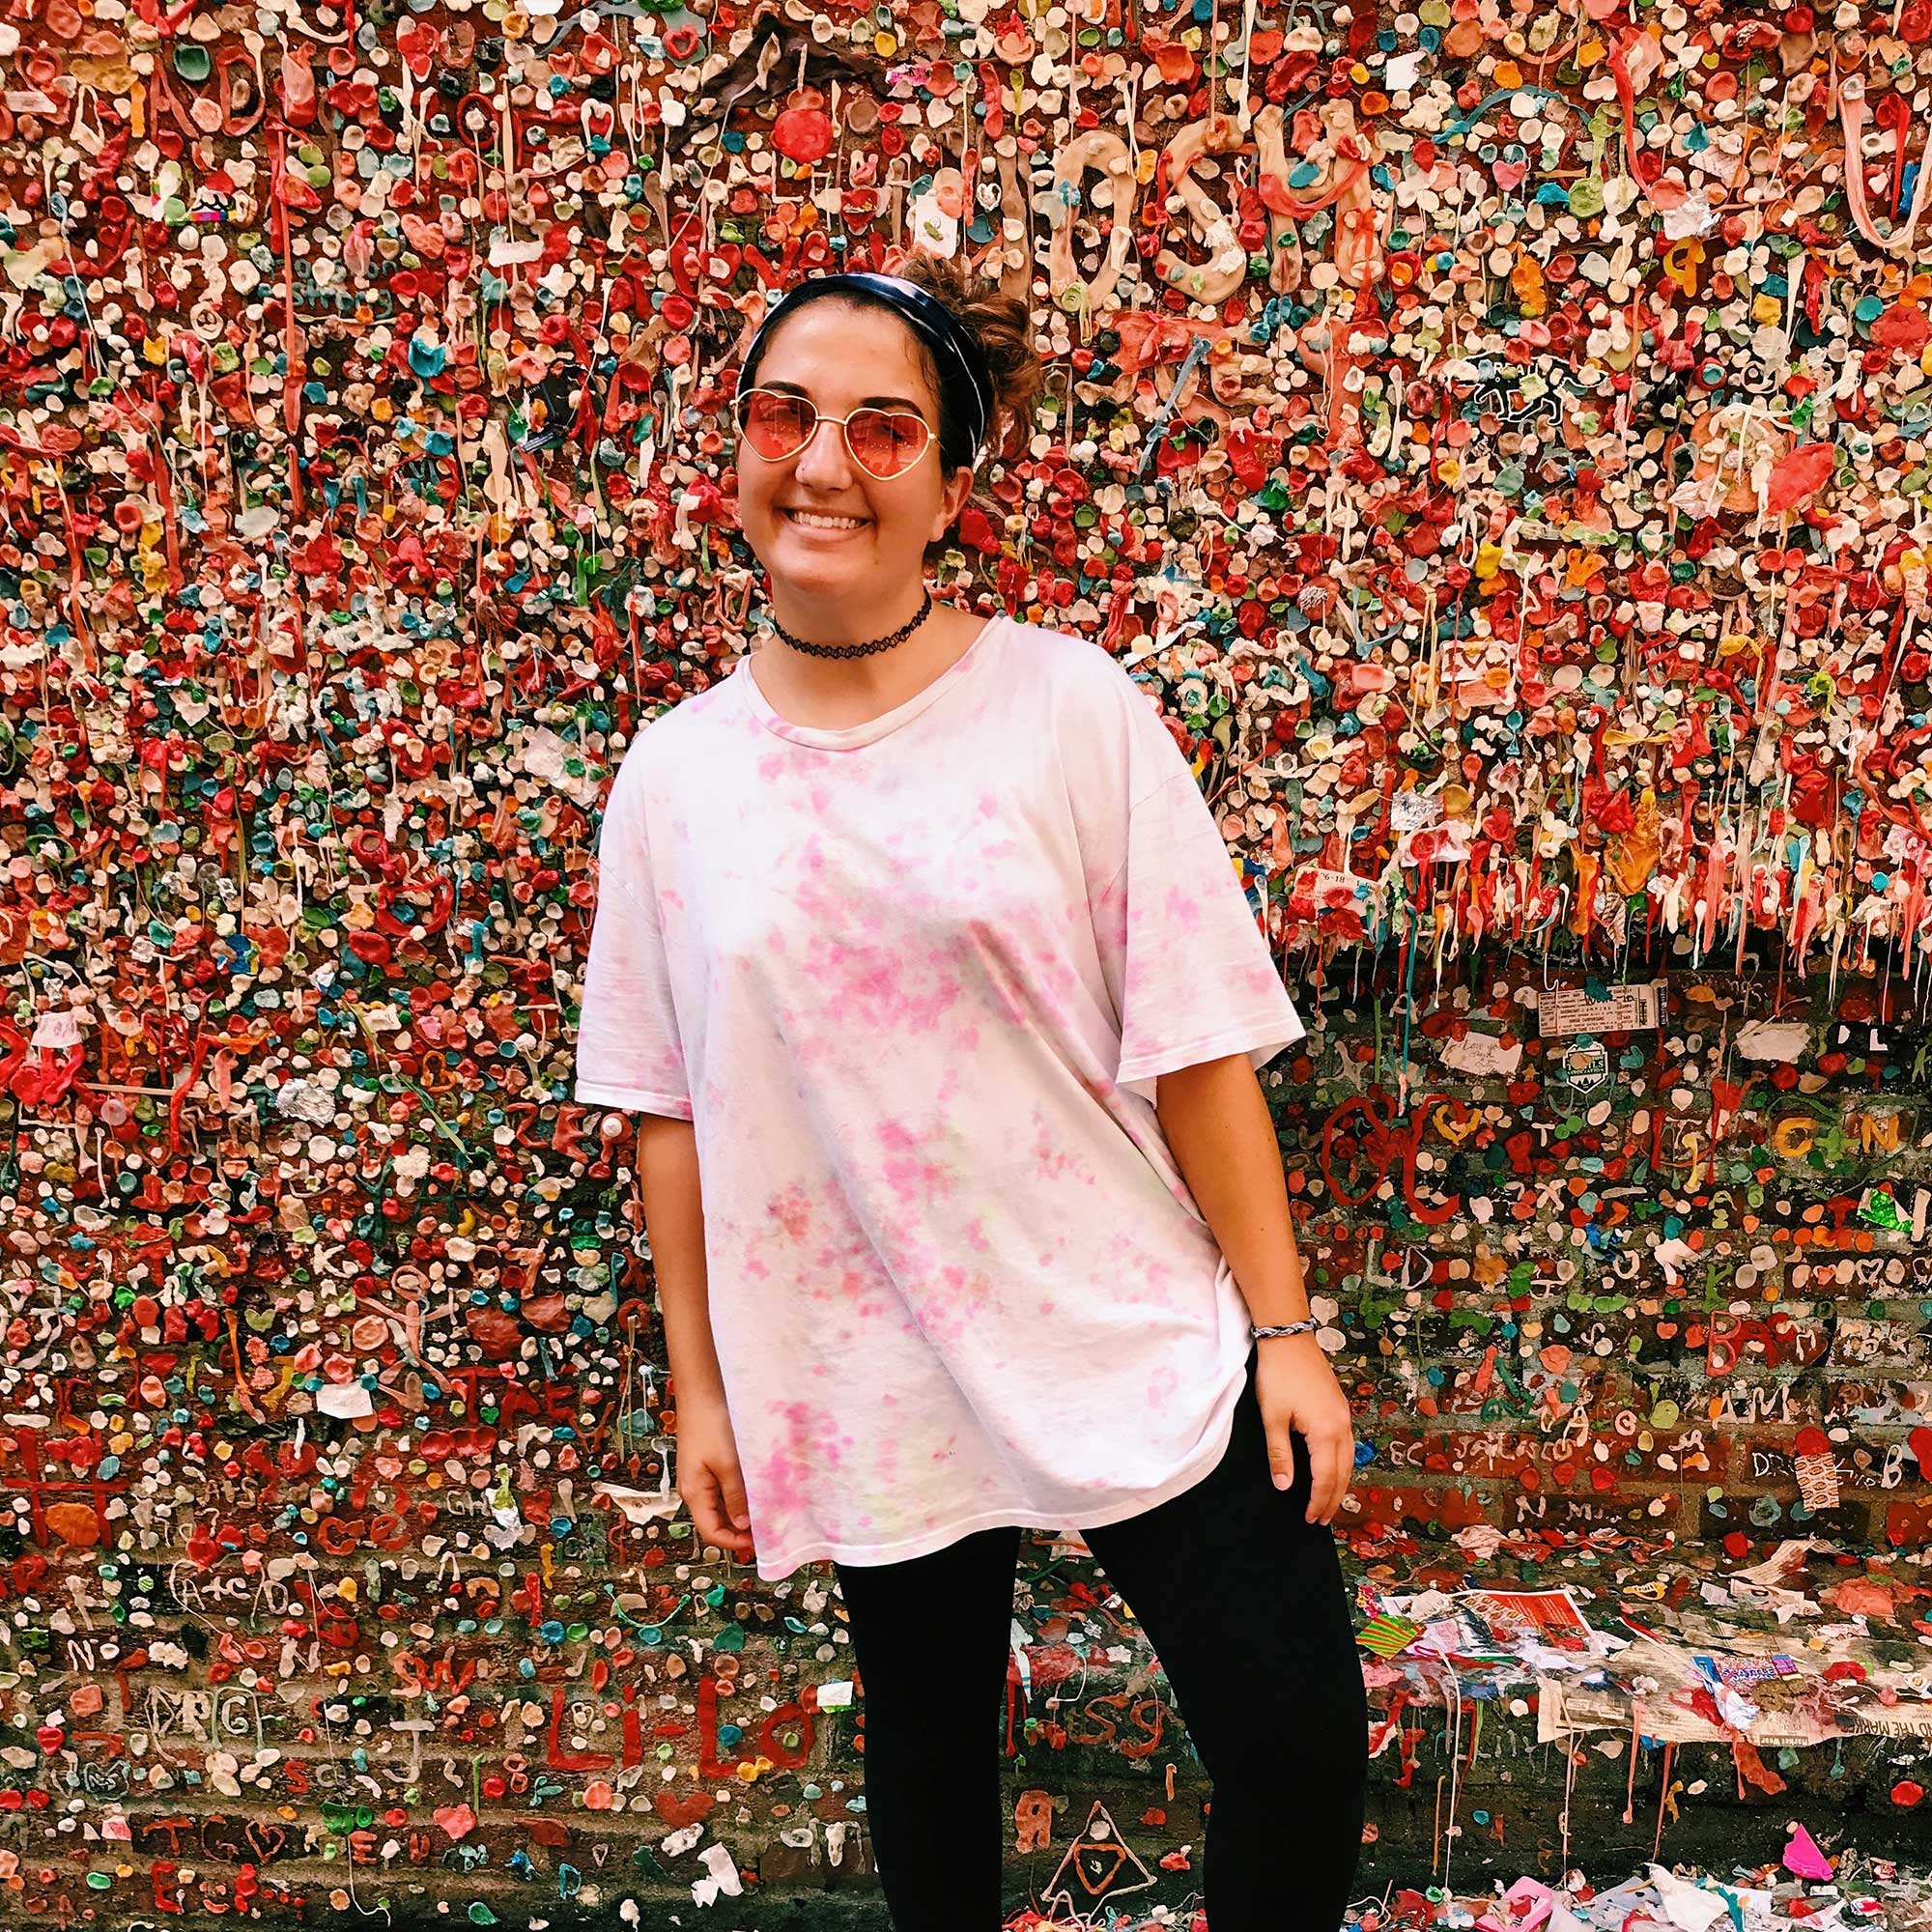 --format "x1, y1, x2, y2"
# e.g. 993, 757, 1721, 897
1457, 1588, 1595, 1654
